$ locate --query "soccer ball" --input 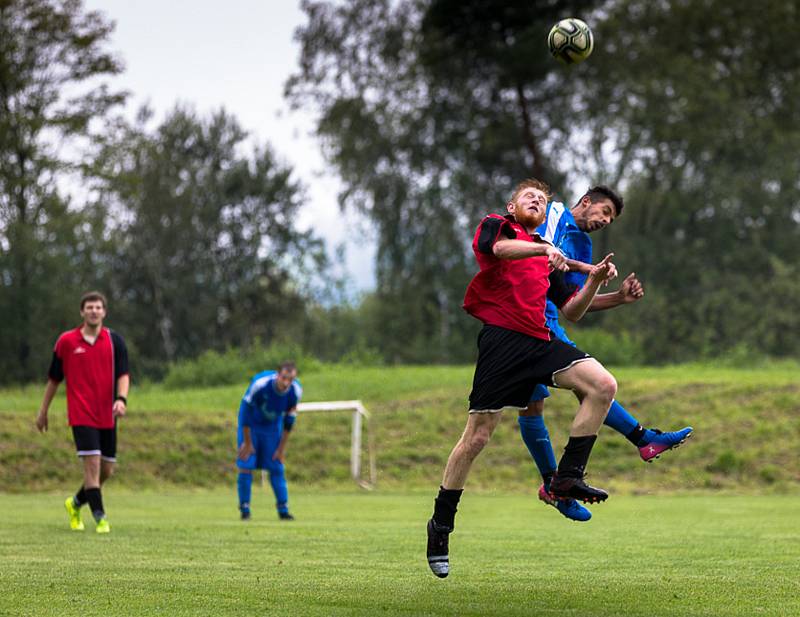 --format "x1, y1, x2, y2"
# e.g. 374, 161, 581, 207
547, 18, 594, 65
